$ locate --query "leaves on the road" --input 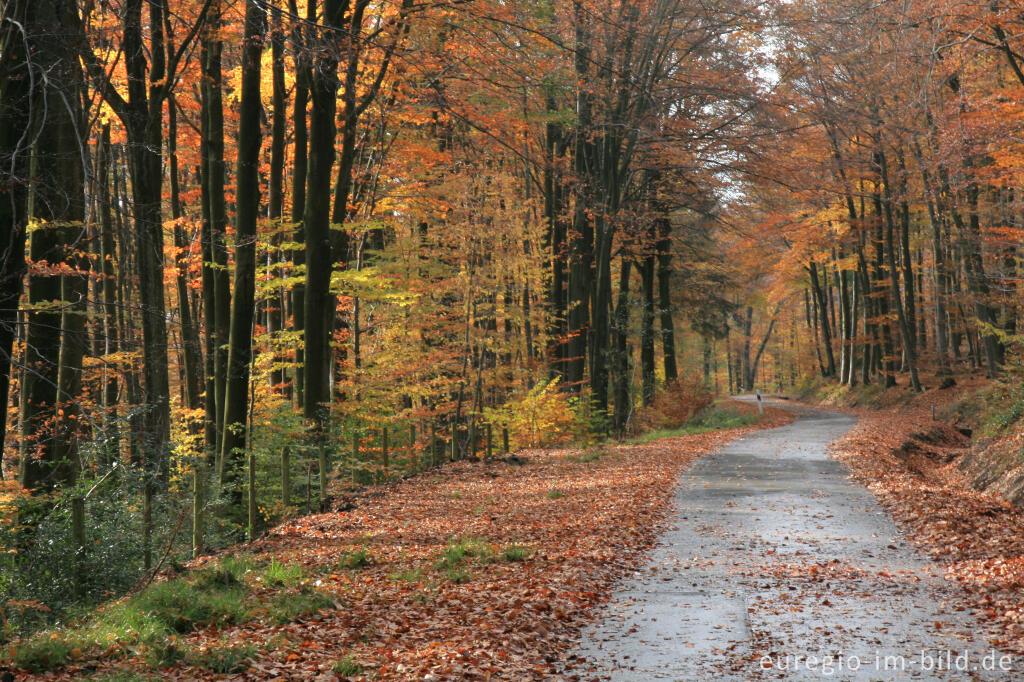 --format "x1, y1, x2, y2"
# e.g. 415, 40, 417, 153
32, 403, 790, 680
832, 404, 1024, 654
